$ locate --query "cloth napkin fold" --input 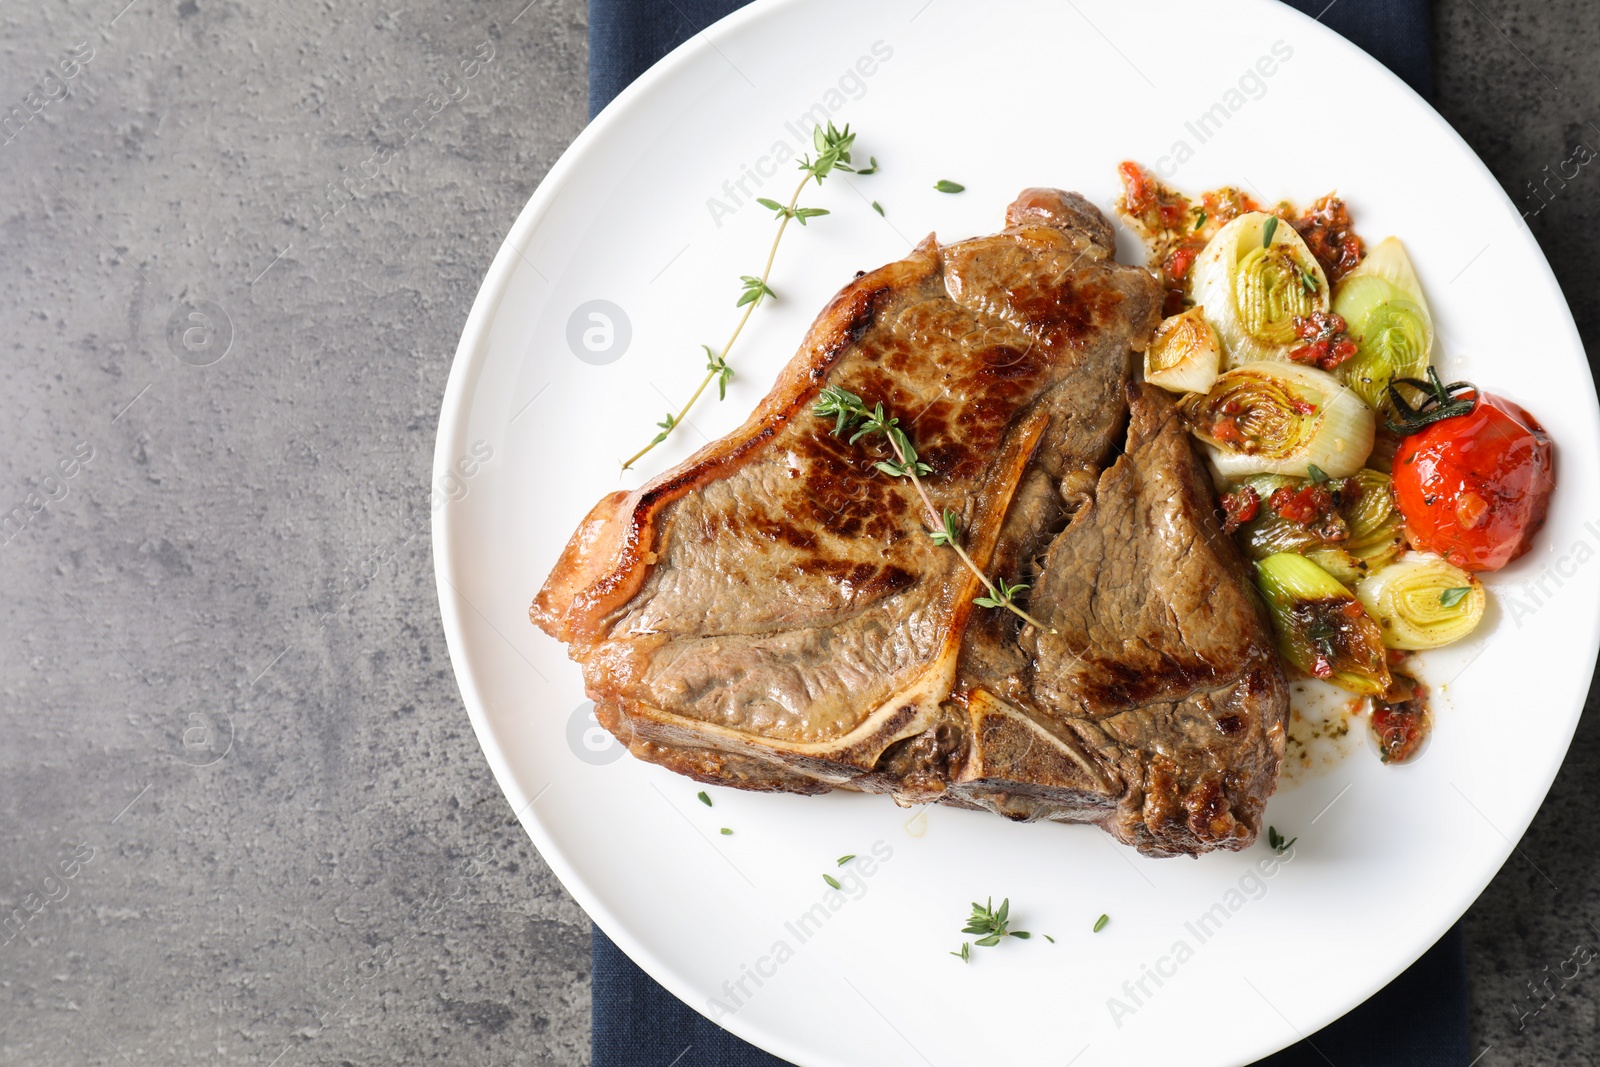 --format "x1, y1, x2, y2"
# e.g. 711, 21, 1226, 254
586, 2, 1463, 1064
